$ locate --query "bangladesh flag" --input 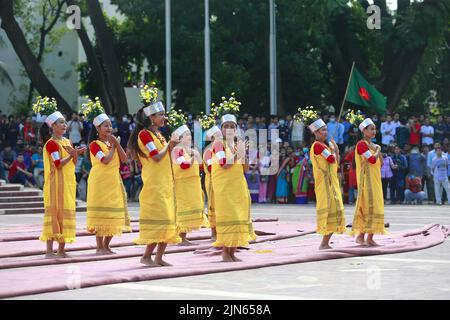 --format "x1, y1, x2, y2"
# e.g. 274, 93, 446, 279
345, 67, 387, 114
